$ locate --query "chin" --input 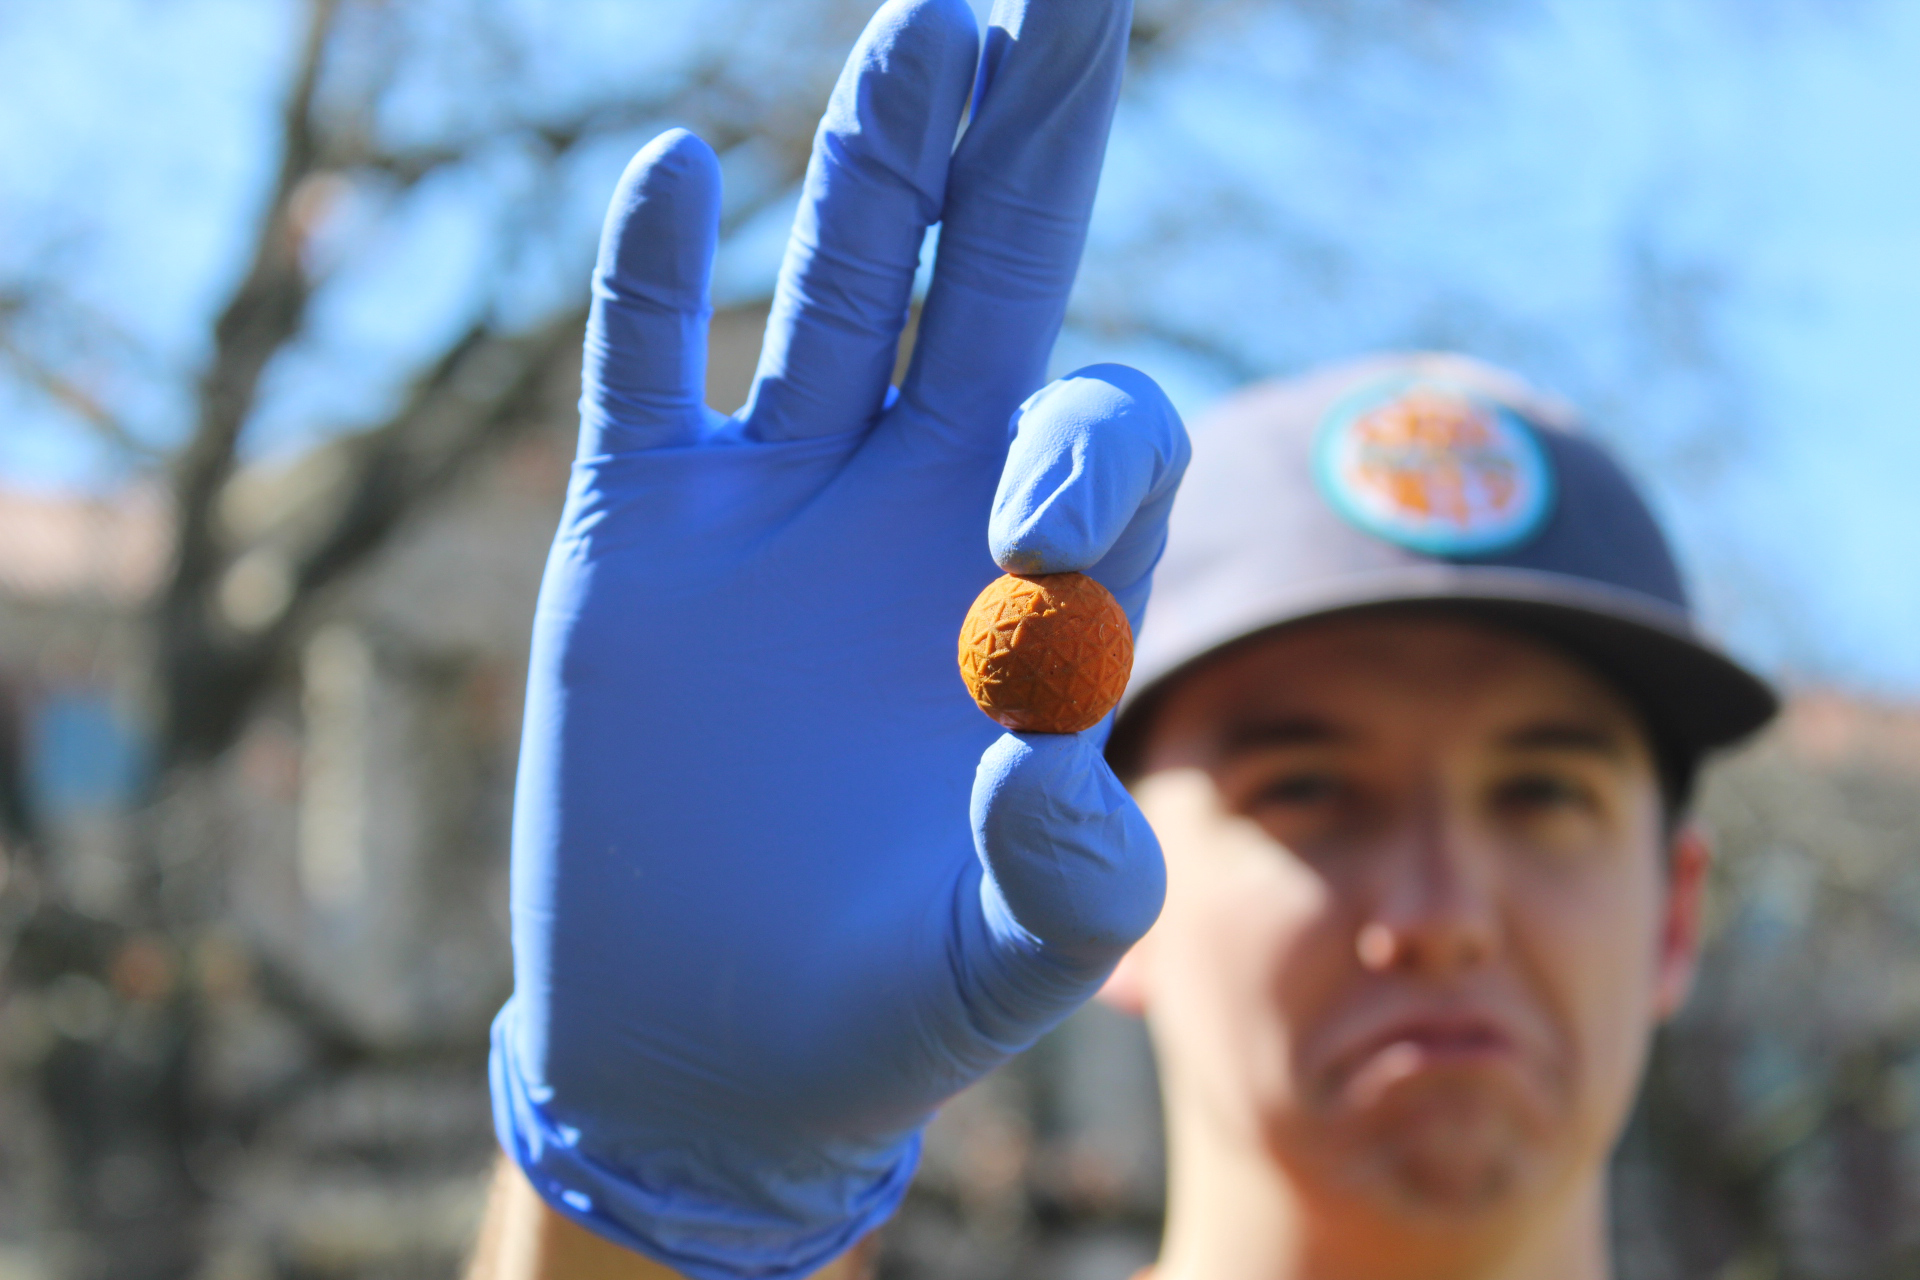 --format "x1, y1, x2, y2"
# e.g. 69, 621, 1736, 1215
1326, 1072, 1559, 1221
